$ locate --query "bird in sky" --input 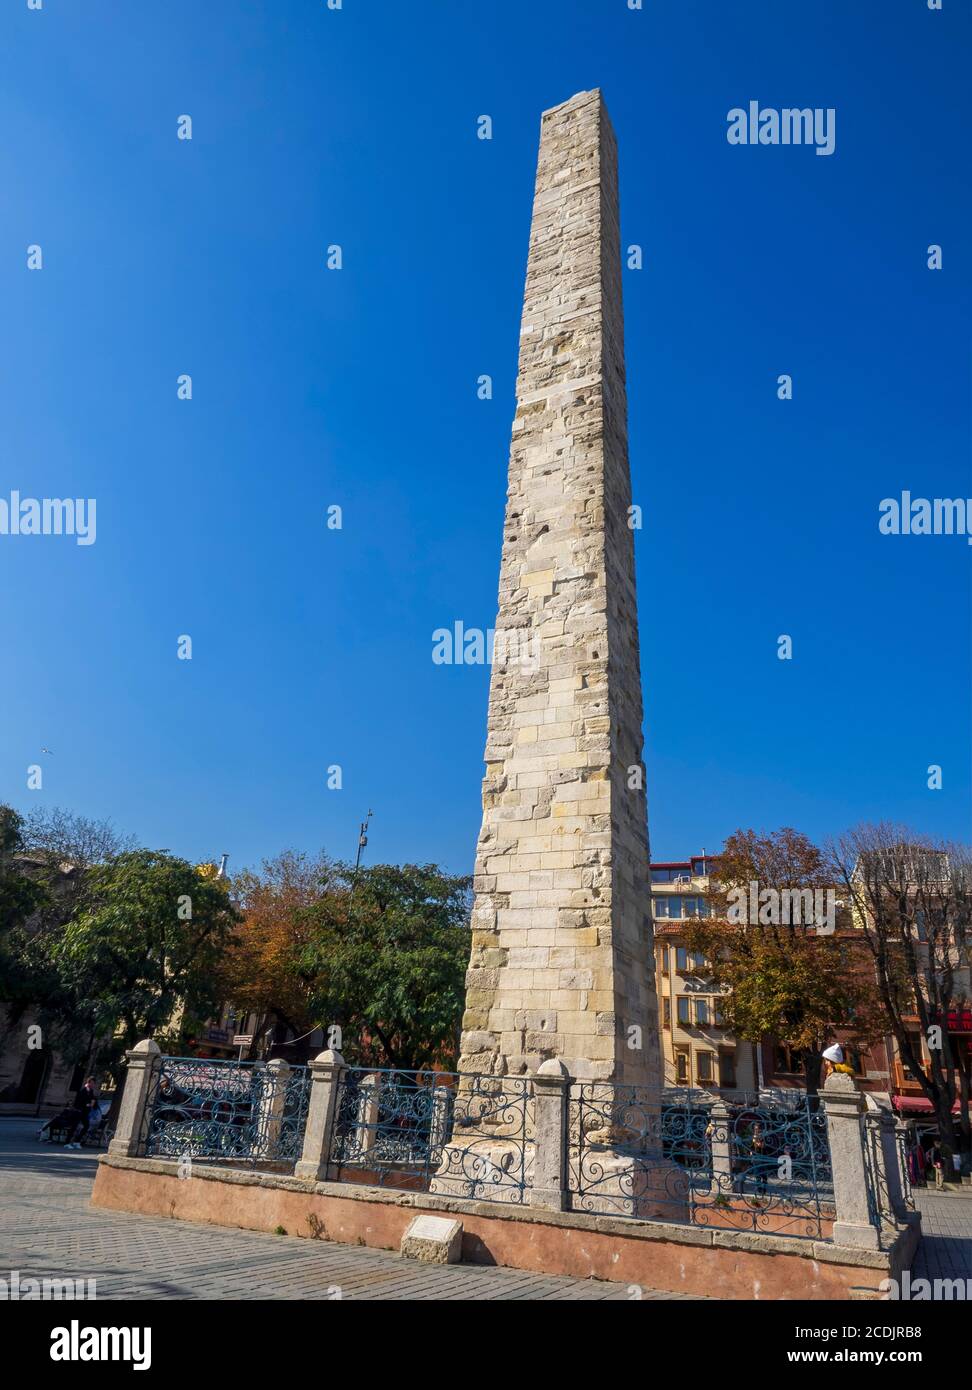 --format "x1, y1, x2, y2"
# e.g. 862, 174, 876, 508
41, 747, 53, 754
